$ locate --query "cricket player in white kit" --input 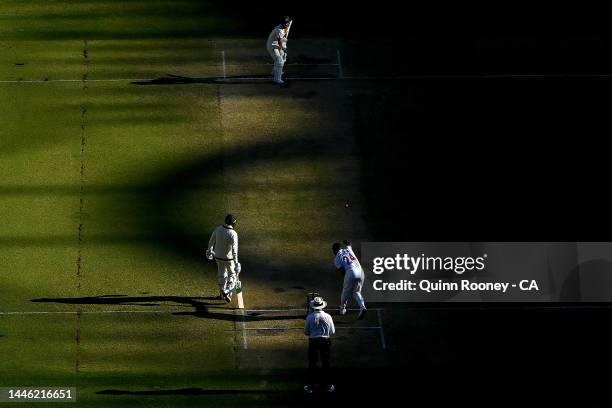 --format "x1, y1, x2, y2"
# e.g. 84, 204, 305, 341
206, 214, 241, 303
333, 240, 367, 319
267, 16, 292, 84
